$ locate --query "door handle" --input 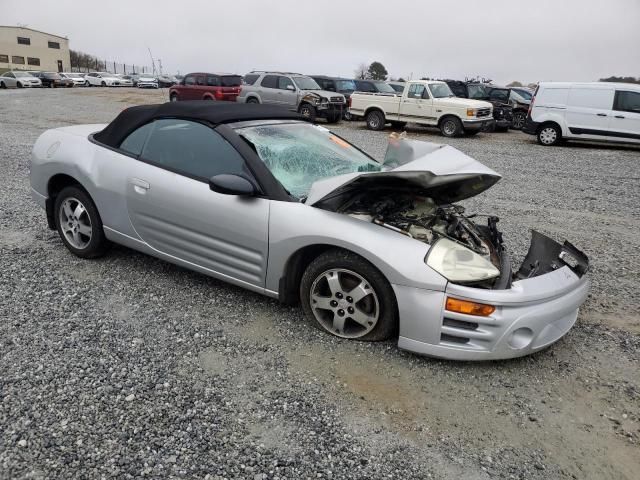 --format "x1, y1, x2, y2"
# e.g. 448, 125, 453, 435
596, 113, 607, 117
614, 115, 625, 119
130, 178, 150, 194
